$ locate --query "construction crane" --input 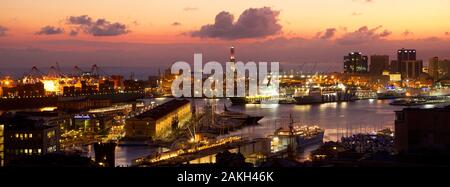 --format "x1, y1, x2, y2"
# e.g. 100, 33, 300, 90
91, 64, 109, 78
